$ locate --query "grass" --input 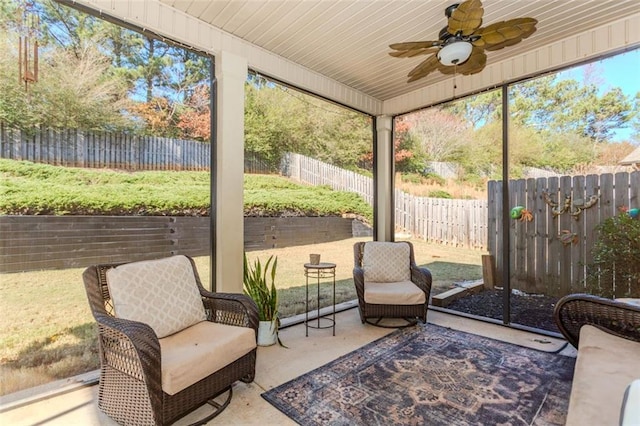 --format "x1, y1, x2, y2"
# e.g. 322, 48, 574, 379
0, 159, 373, 220
396, 175, 487, 200
0, 238, 483, 396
